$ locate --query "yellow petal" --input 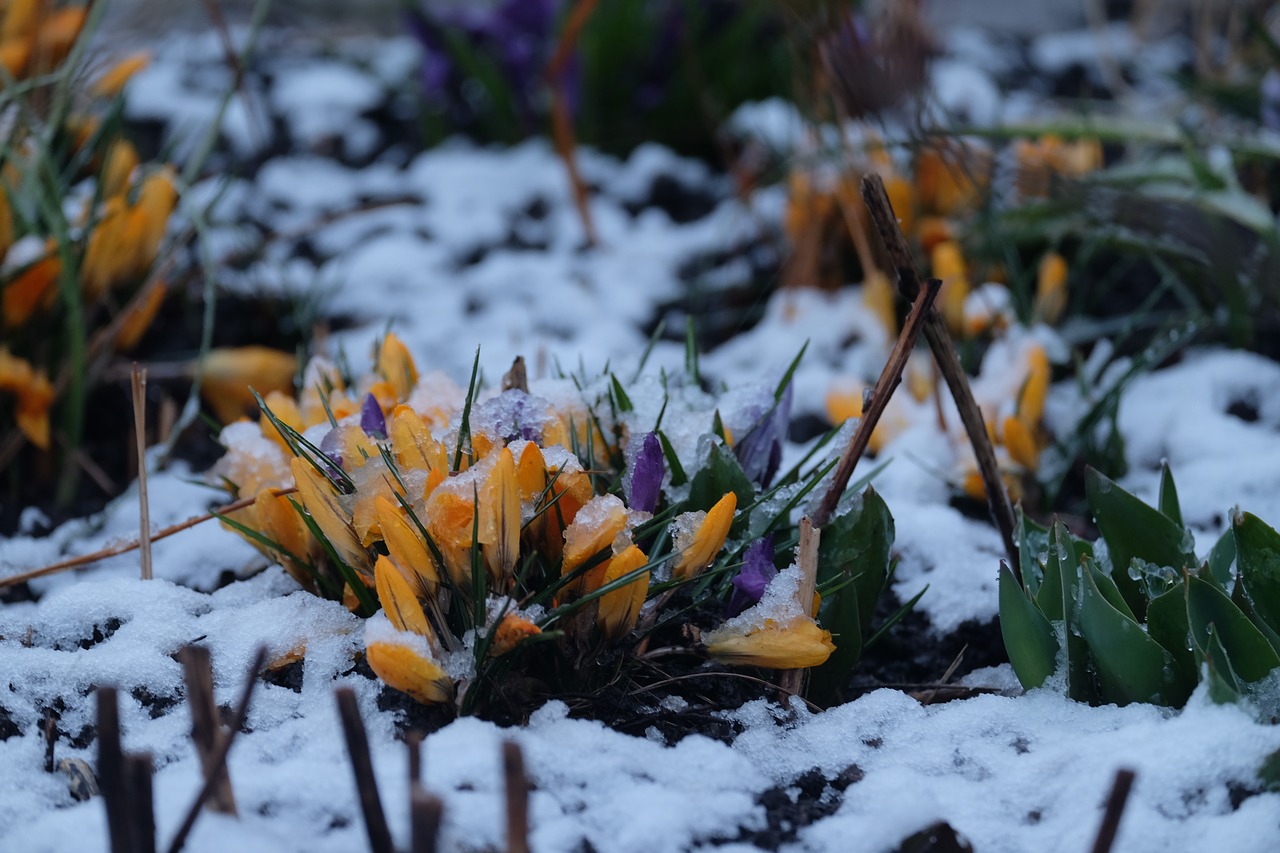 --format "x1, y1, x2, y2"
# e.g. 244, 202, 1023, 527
1003, 415, 1039, 471
561, 494, 628, 593
931, 240, 969, 337
199, 346, 297, 425
489, 613, 541, 657
516, 442, 546, 501
672, 492, 736, 581
424, 488, 476, 586
260, 390, 303, 454
290, 456, 367, 574
375, 495, 439, 595
253, 488, 313, 589
82, 196, 128, 298
94, 51, 150, 97
597, 545, 649, 640
1017, 345, 1050, 427
377, 332, 418, 400
374, 555, 431, 636
114, 279, 168, 352
479, 447, 520, 585
1034, 251, 1068, 325
100, 140, 139, 199
862, 269, 897, 339
706, 618, 835, 669
128, 168, 177, 275
366, 640, 452, 705
0, 346, 53, 449
3, 253, 59, 329
390, 405, 448, 473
